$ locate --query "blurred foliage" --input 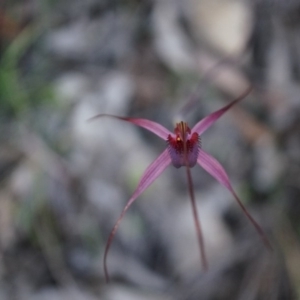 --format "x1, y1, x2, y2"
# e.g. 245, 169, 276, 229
0, 24, 55, 120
